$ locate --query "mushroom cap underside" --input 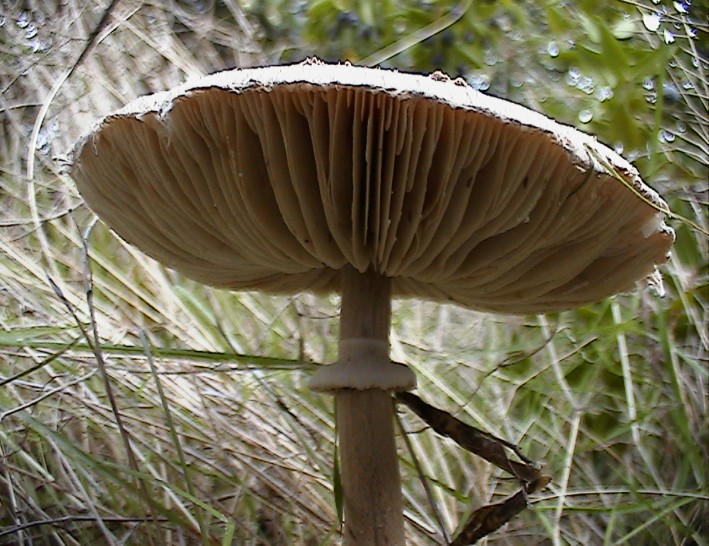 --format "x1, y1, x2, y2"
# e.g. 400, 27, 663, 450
69, 62, 674, 314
